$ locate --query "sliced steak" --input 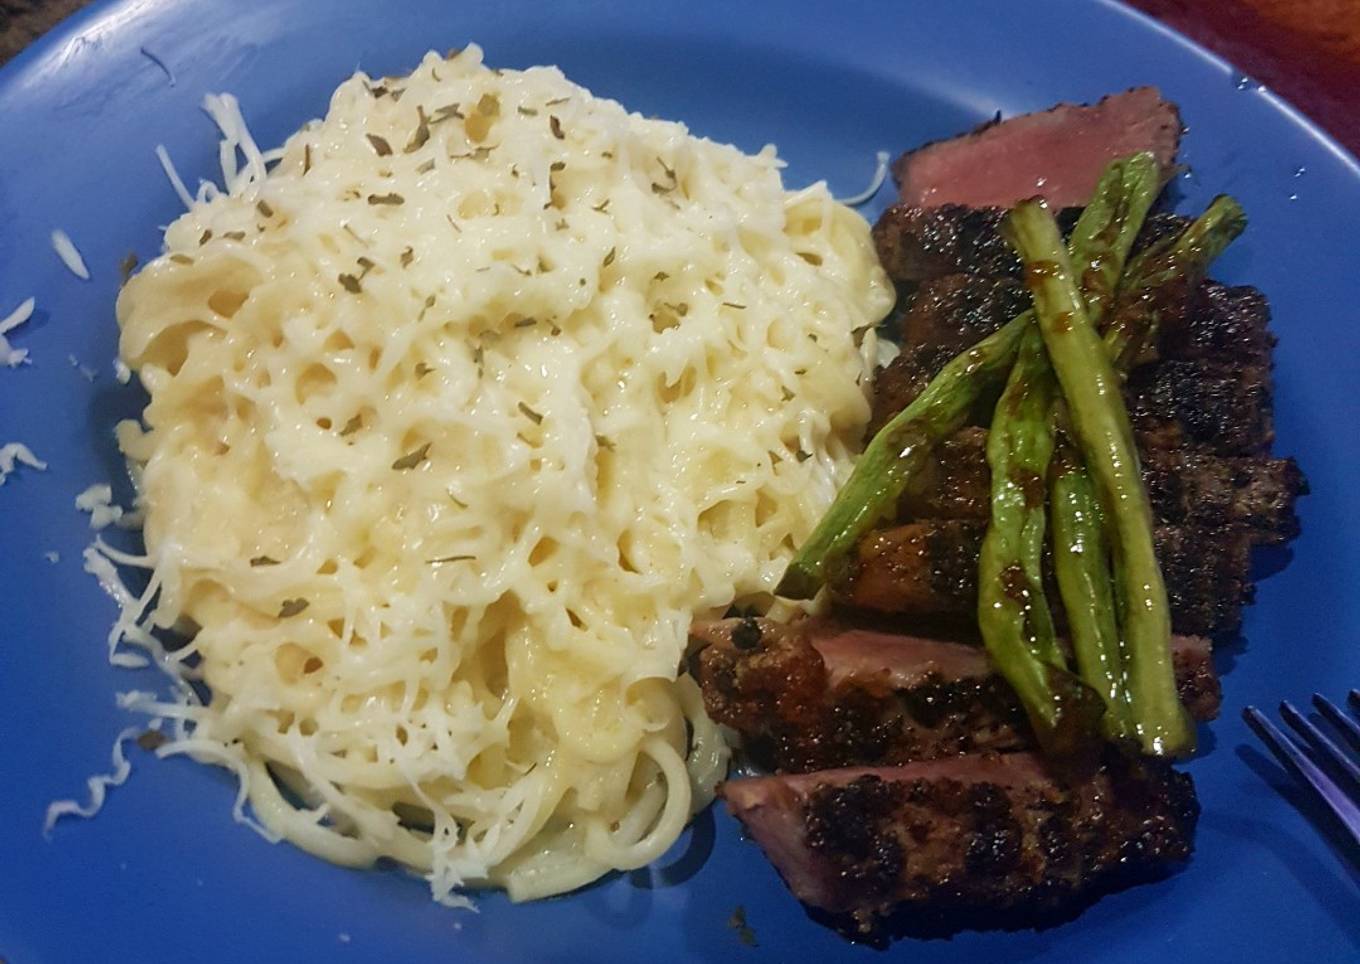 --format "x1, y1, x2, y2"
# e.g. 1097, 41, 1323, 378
895, 273, 1031, 355
874, 203, 1186, 287
692, 617, 1219, 773
1161, 282, 1276, 369
893, 87, 1182, 209
1128, 358, 1274, 455
892, 274, 1271, 371
874, 204, 1022, 287
872, 351, 1273, 457
899, 427, 1304, 545
1139, 449, 1305, 545
833, 520, 1253, 637
720, 751, 1198, 929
